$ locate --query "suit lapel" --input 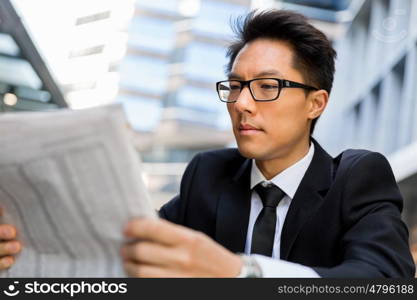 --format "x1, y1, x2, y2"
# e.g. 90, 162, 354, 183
280, 140, 334, 260
215, 158, 252, 253
214, 140, 334, 256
